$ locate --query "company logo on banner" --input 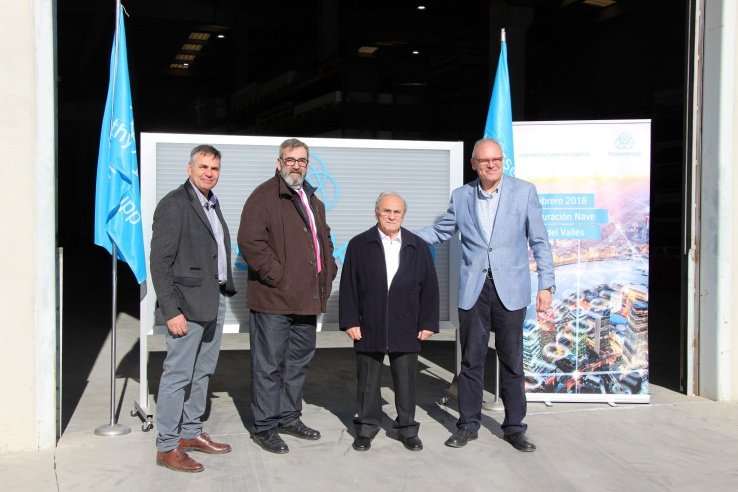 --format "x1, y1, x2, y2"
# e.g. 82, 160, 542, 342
516, 120, 651, 403
615, 132, 635, 150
